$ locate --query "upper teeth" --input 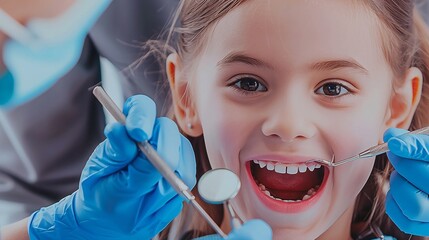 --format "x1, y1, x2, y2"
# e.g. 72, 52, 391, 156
252, 160, 321, 174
